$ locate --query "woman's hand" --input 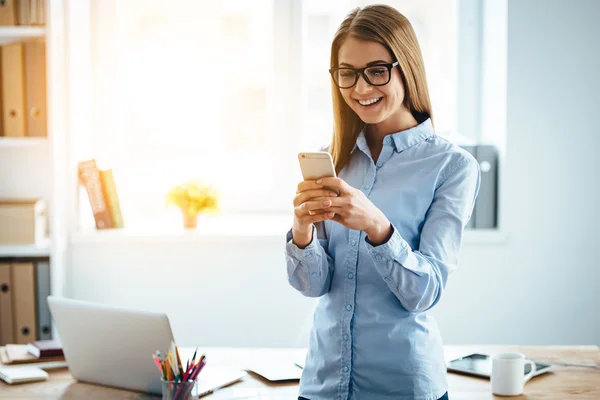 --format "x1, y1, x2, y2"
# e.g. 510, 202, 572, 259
292, 181, 339, 248
314, 177, 392, 245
